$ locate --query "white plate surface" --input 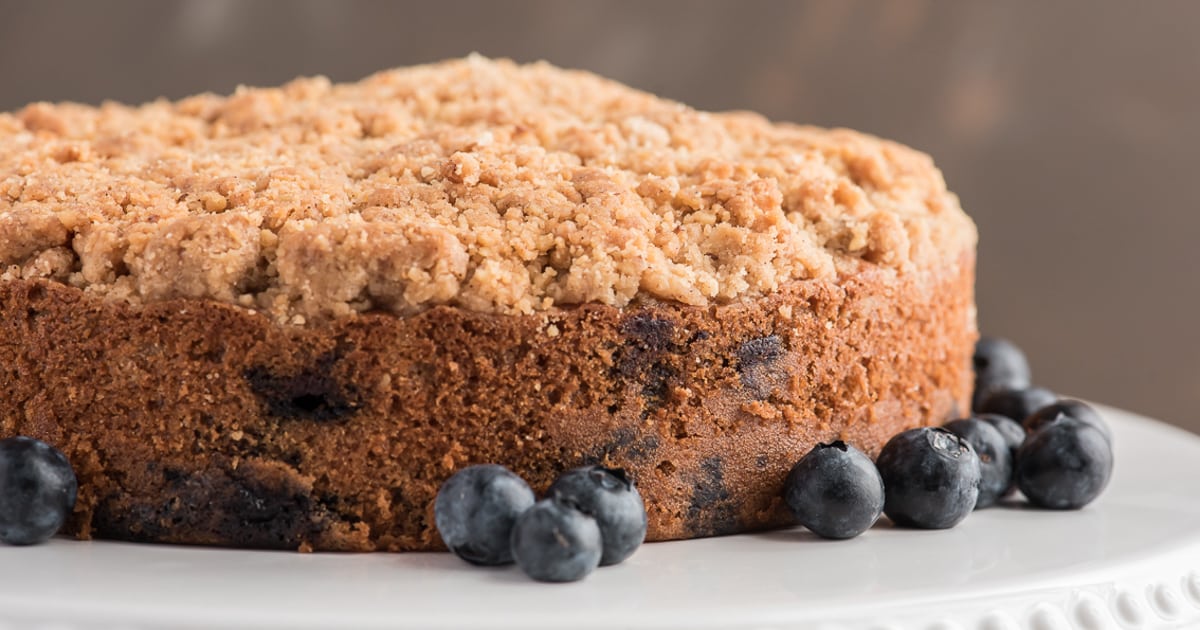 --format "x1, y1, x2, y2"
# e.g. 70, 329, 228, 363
2, 405, 1199, 630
